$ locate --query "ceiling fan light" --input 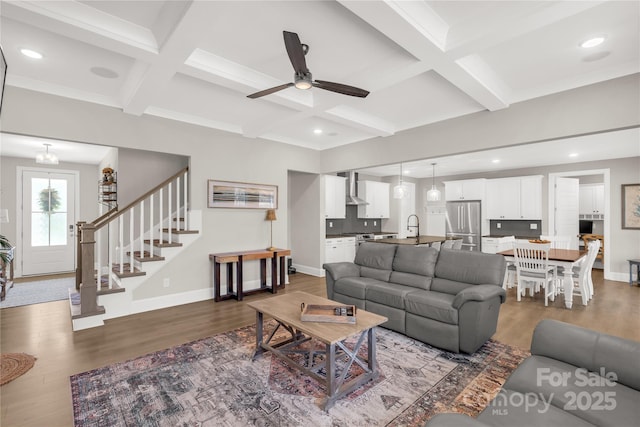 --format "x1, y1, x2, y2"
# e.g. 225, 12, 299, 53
295, 80, 312, 90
